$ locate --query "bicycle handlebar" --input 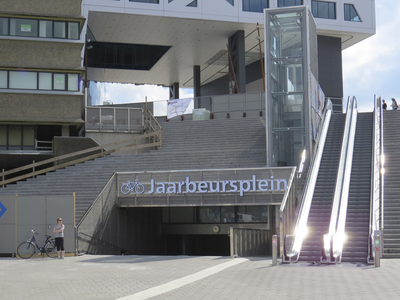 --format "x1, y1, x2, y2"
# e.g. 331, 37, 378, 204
31, 229, 39, 235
